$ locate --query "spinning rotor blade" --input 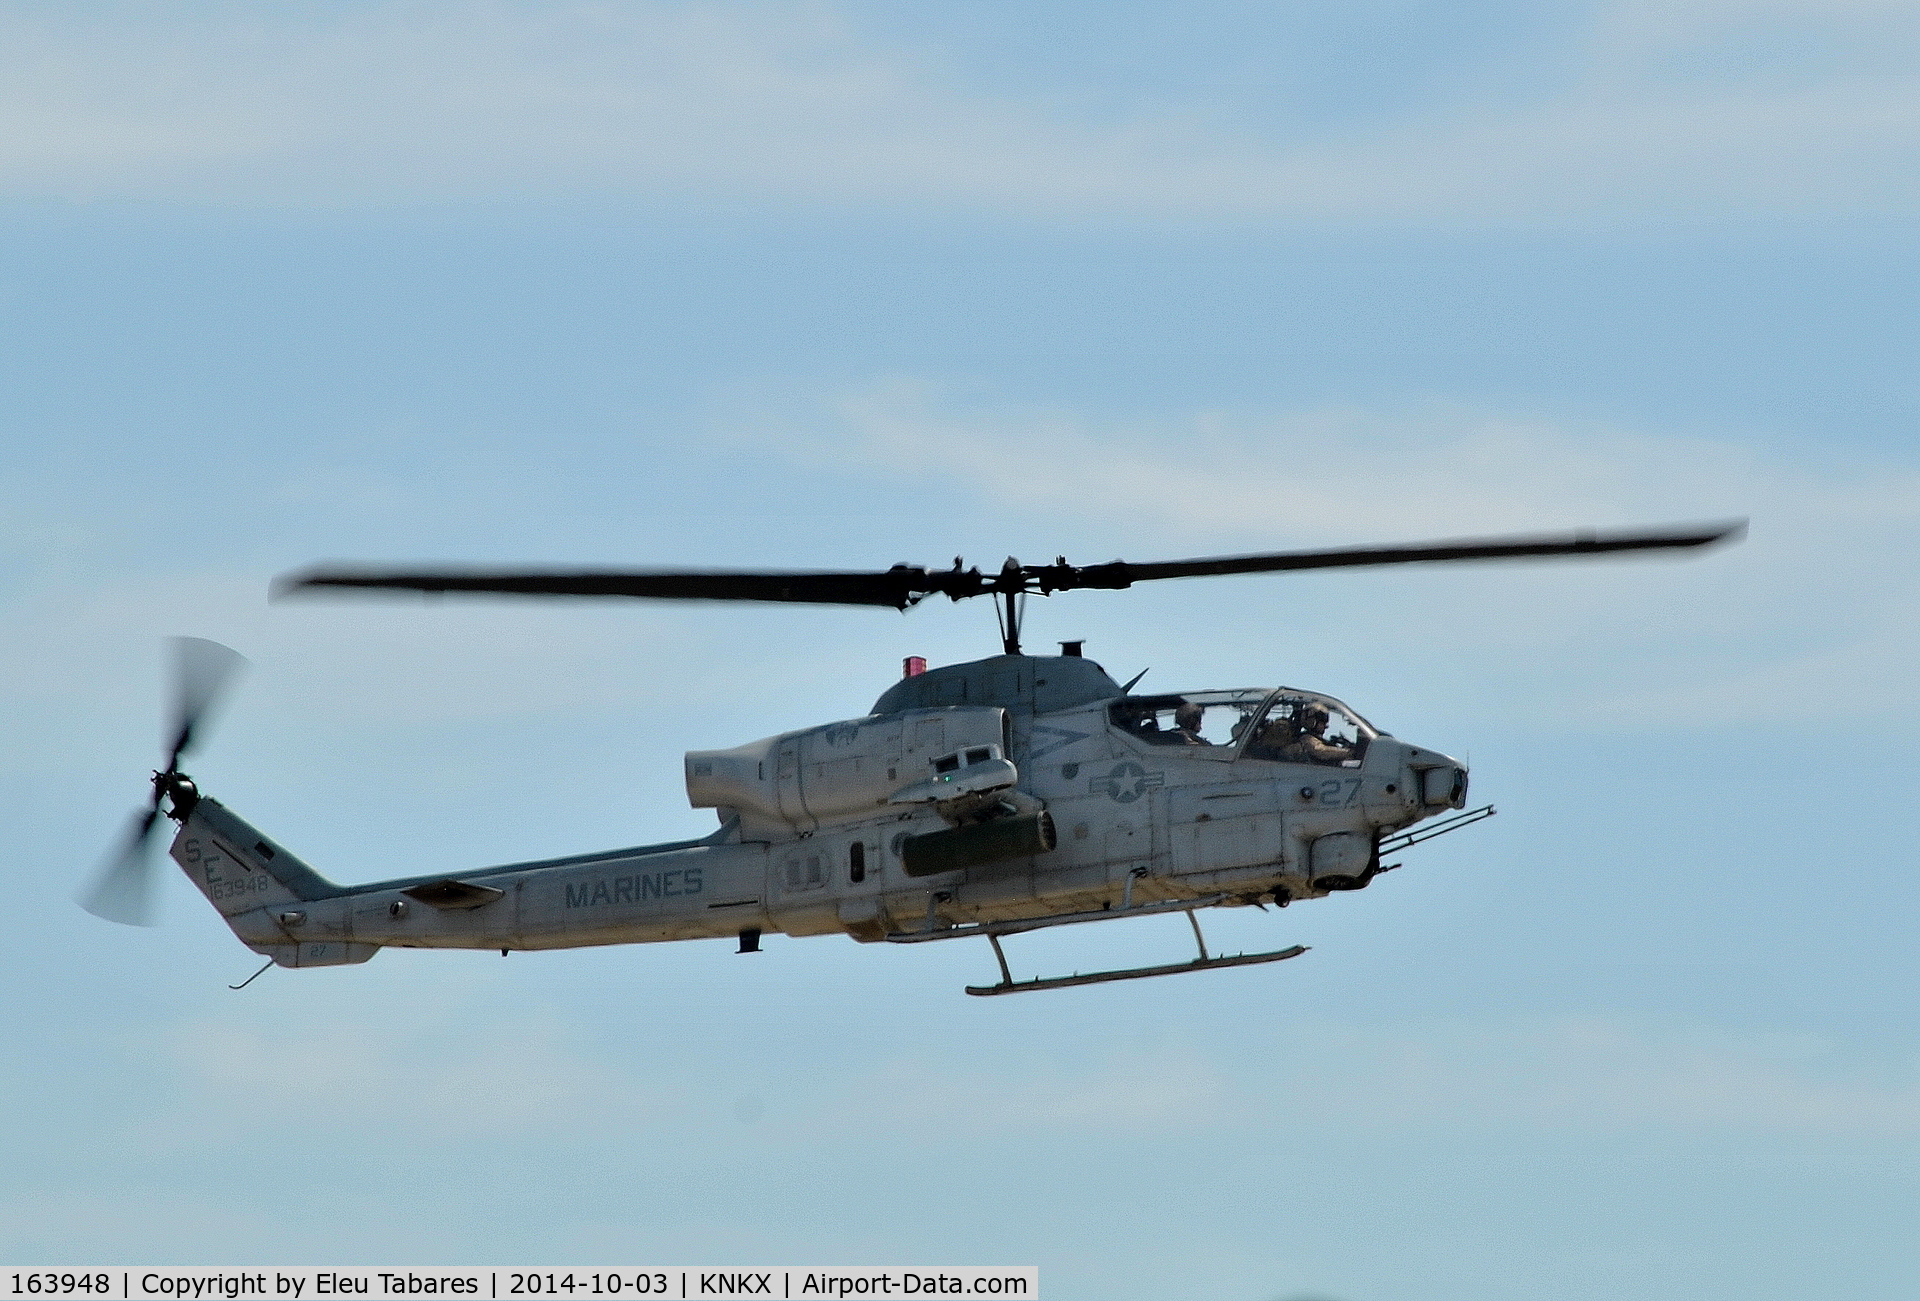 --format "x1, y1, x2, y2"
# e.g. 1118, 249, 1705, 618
1032, 521, 1748, 592
276, 566, 931, 609
278, 521, 1744, 611
79, 807, 163, 927
82, 638, 248, 928
167, 636, 248, 767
